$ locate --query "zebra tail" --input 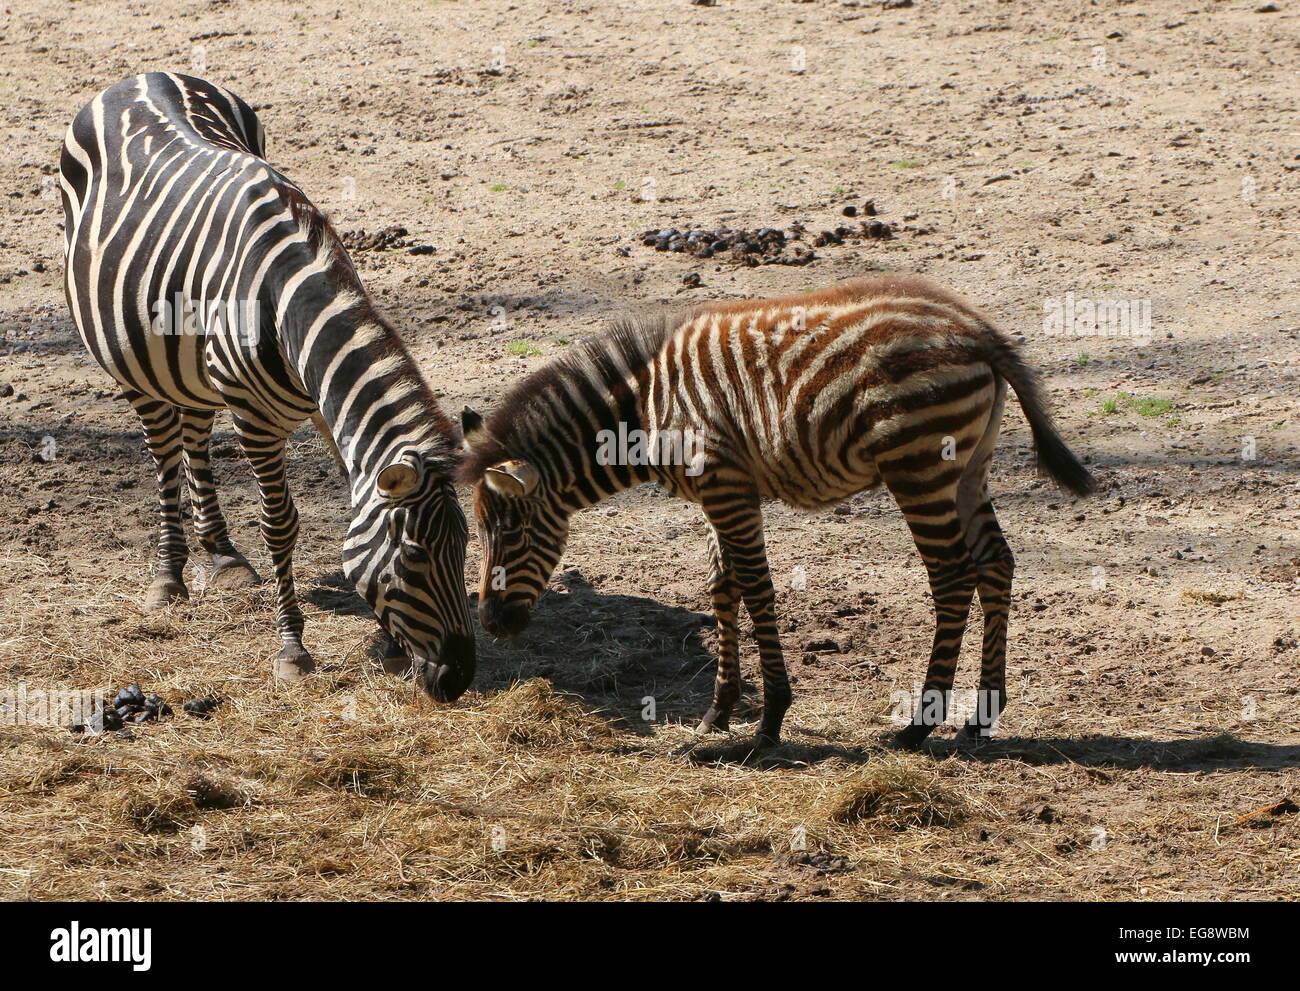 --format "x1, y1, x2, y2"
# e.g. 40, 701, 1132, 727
984, 336, 1098, 498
